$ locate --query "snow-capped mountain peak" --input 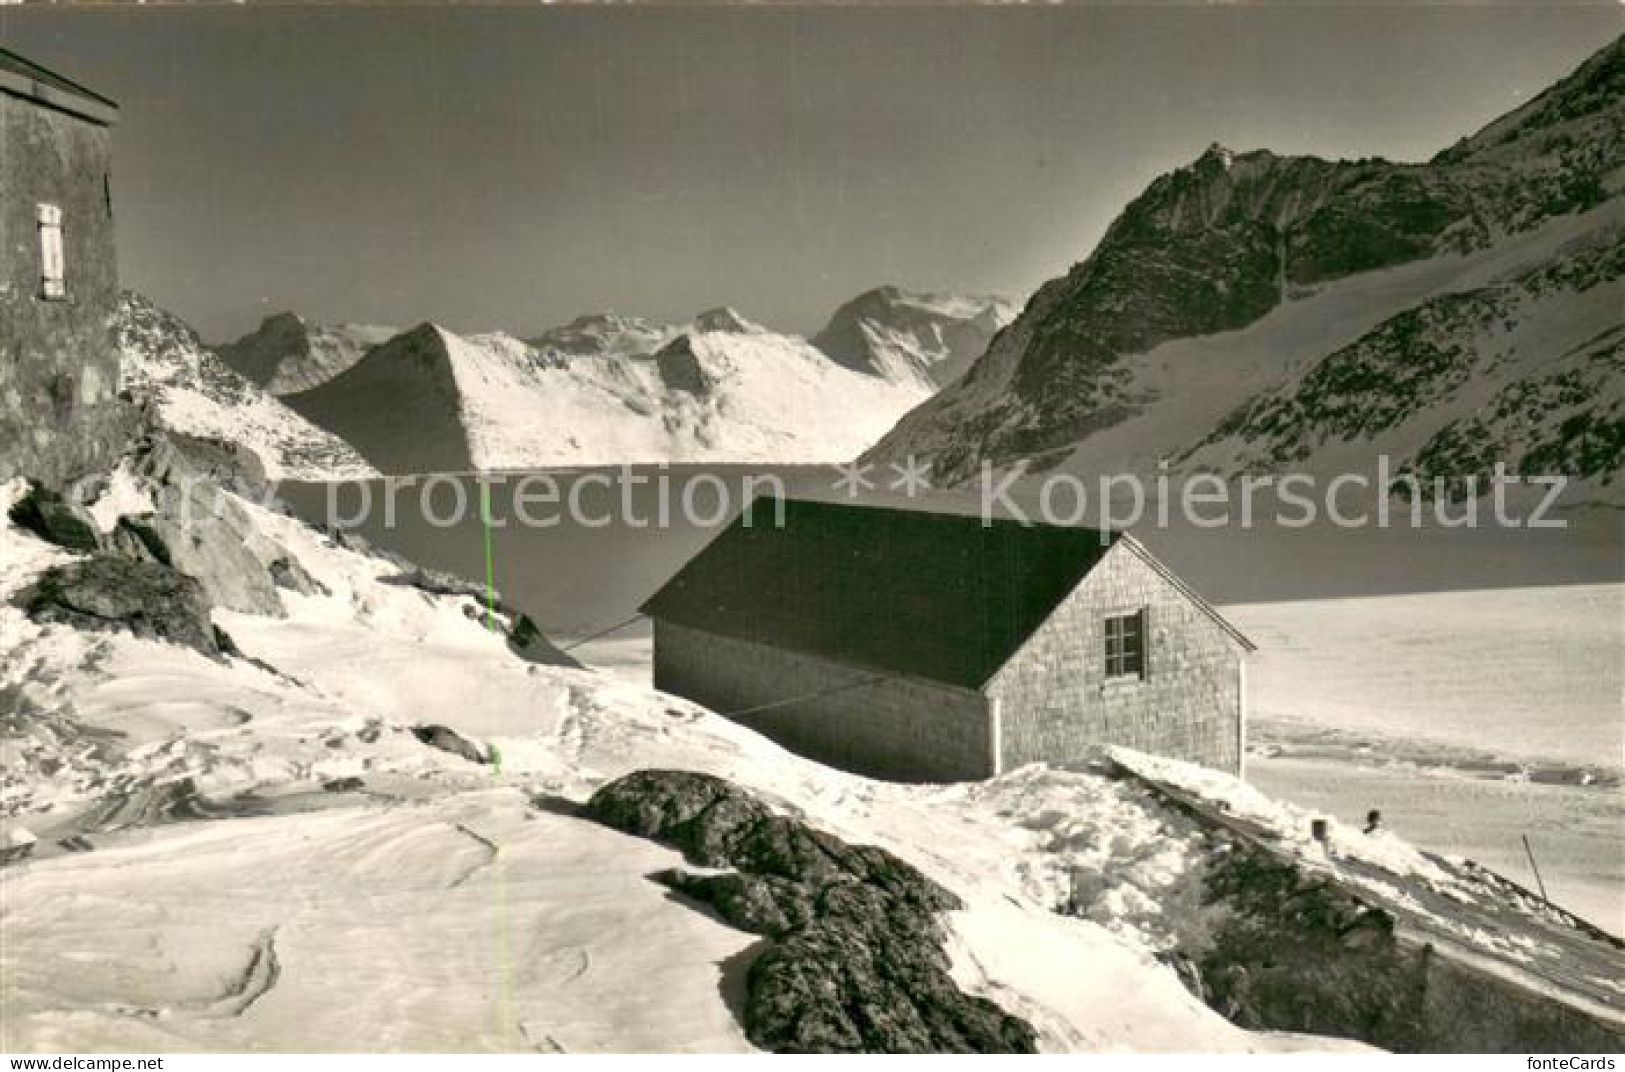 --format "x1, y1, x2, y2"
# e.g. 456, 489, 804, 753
281, 318, 930, 474
691, 306, 765, 335
215, 311, 396, 396
812, 285, 1017, 391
